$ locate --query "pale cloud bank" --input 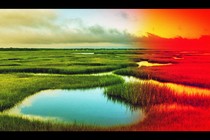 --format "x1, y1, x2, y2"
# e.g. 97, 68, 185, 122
0, 9, 135, 48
